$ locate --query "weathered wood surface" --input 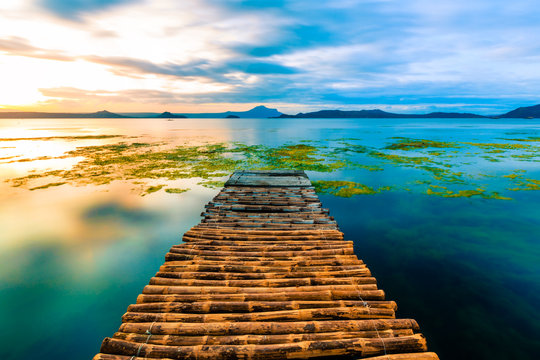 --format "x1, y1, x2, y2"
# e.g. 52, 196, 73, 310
94, 170, 438, 360
226, 170, 312, 187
